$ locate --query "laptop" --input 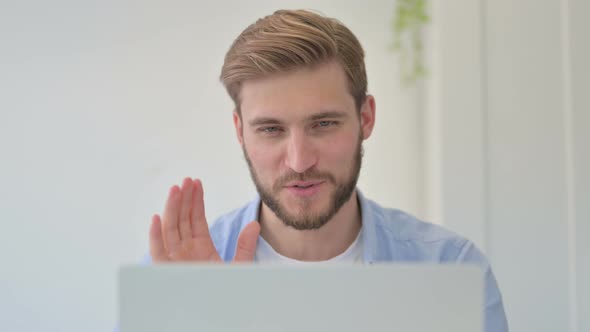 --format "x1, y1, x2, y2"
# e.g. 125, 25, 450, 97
119, 264, 483, 332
